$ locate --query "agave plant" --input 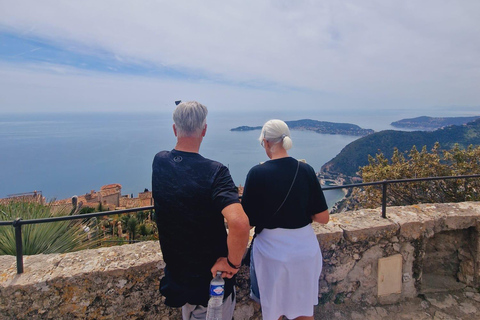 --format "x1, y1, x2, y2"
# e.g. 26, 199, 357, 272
0, 200, 97, 255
